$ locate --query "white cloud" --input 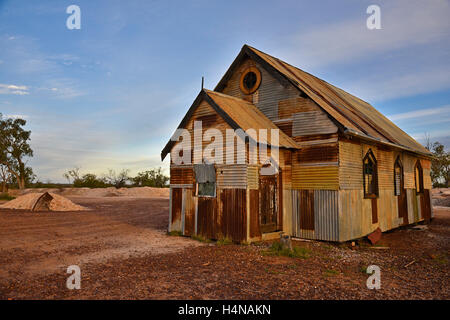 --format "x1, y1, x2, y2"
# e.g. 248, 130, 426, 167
285, 0, 450, 68
0, 83, 29, 95
388, 105, 450, 121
